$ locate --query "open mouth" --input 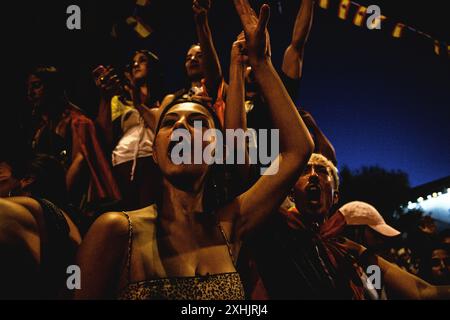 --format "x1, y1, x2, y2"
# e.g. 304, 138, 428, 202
306, 184, 321, 205
188, 61, 200, 69
167, 140, 192, 162
168, 140, 180, 158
